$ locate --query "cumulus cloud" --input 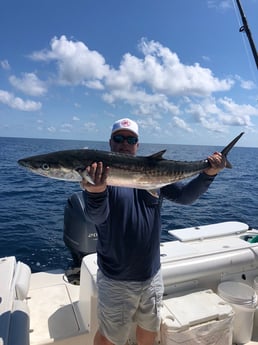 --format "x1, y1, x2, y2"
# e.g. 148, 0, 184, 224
30, 36, 234, 101
218, 97, 256, 126
207, 0, 231, 10
0, 89, 41, 111
186, 96, 258, 132
8, 34, 254, 135
61, 123, 73, 132
83, 121, 97, 132
1, 60, 10, 70
173, 116, 193, 132
30, 35, 109, 85
9, 73, 47, 96
136, 117, 163, 137
47, 126, 56, 133
104, 39, 233, 103
235, 75, 256, 90
137, 39, 233, 95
